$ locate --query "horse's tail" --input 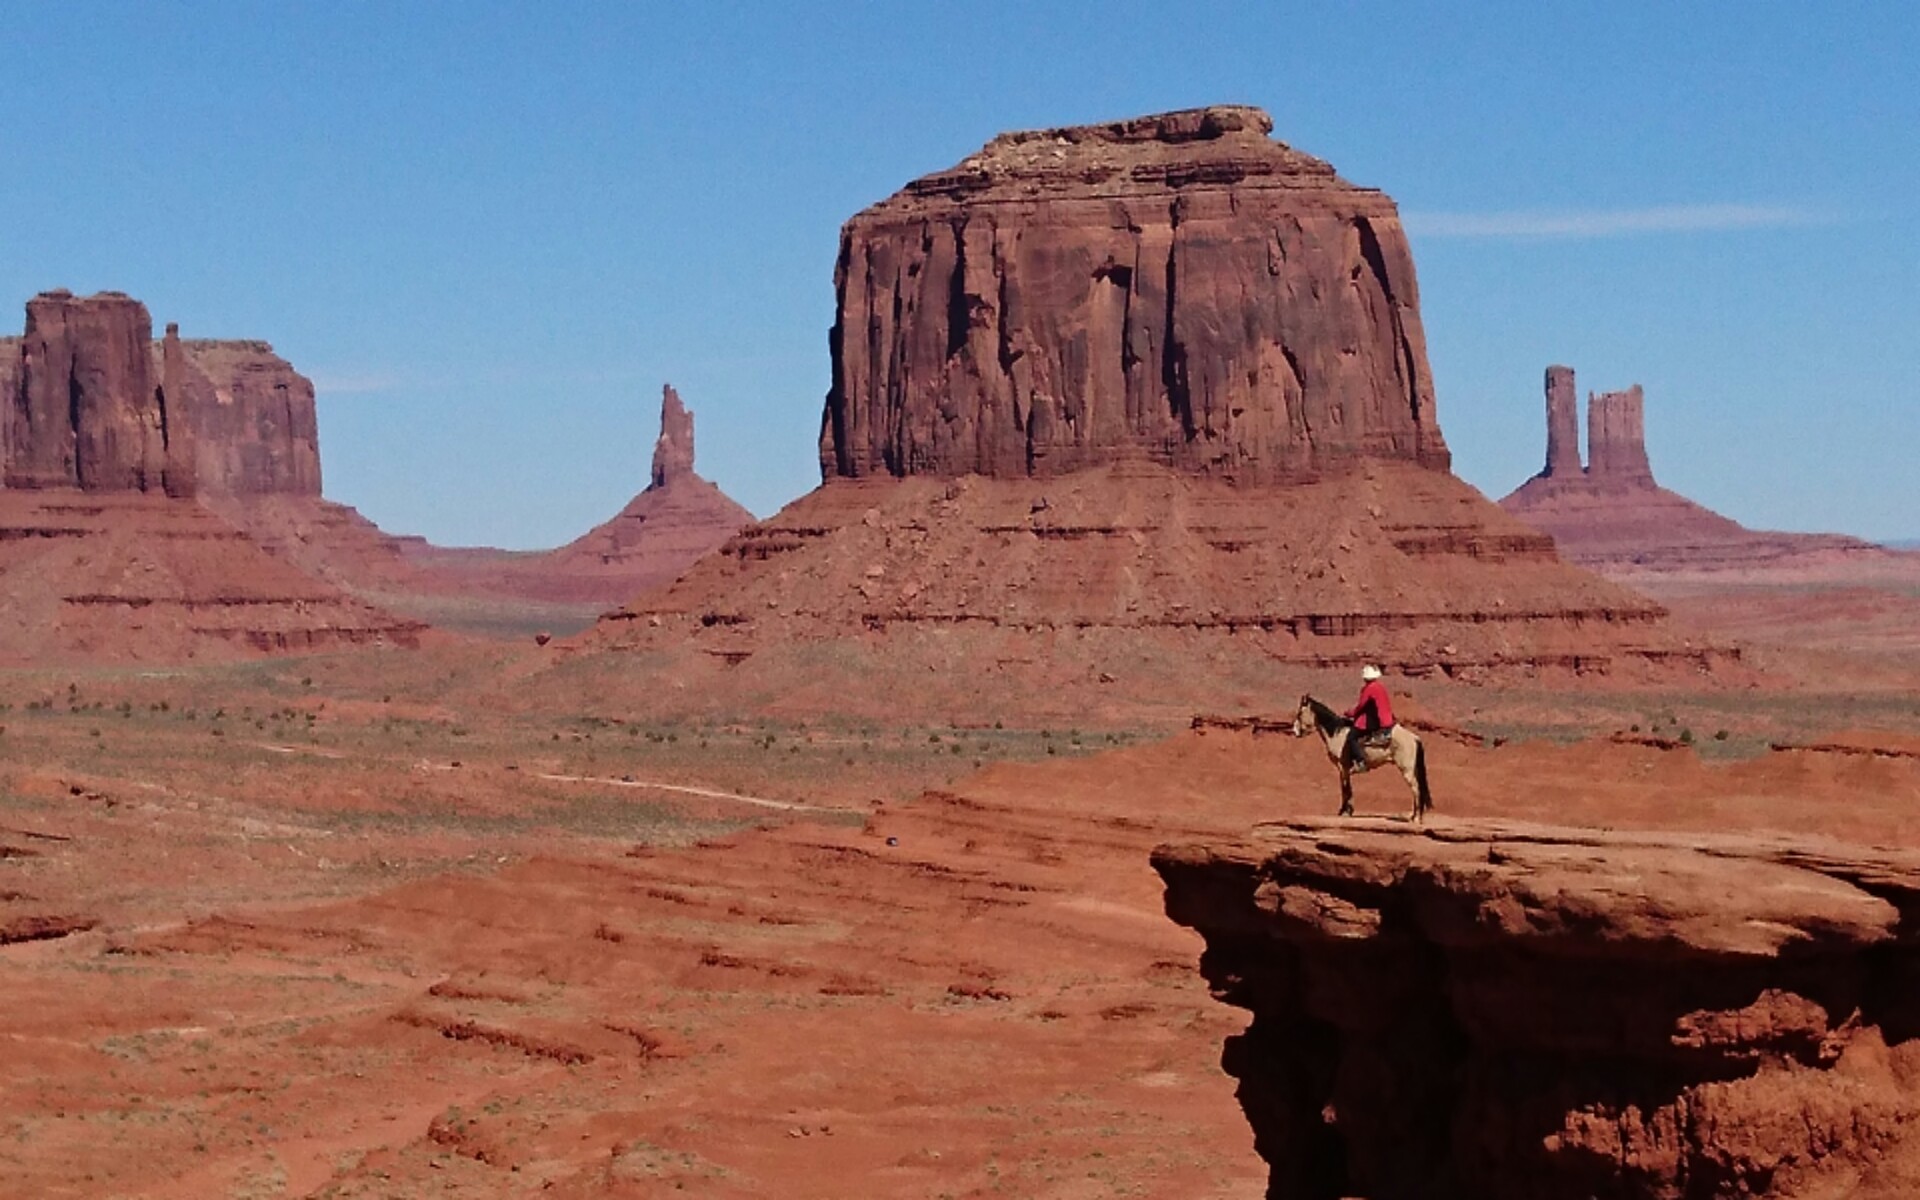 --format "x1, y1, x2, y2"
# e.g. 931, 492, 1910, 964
1414, 738, 1433, 815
